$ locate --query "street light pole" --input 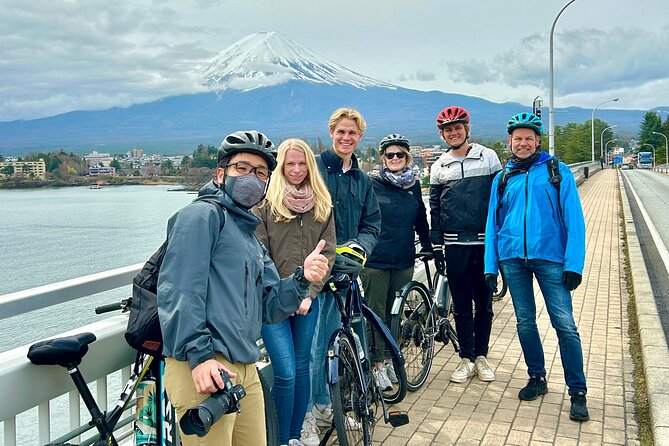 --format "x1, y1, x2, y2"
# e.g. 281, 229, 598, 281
591, 98, 619, 162
549, 0, 578, 157
605, 139, 618, 165
600, 124, 617, 160
652, 131, 668, 166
